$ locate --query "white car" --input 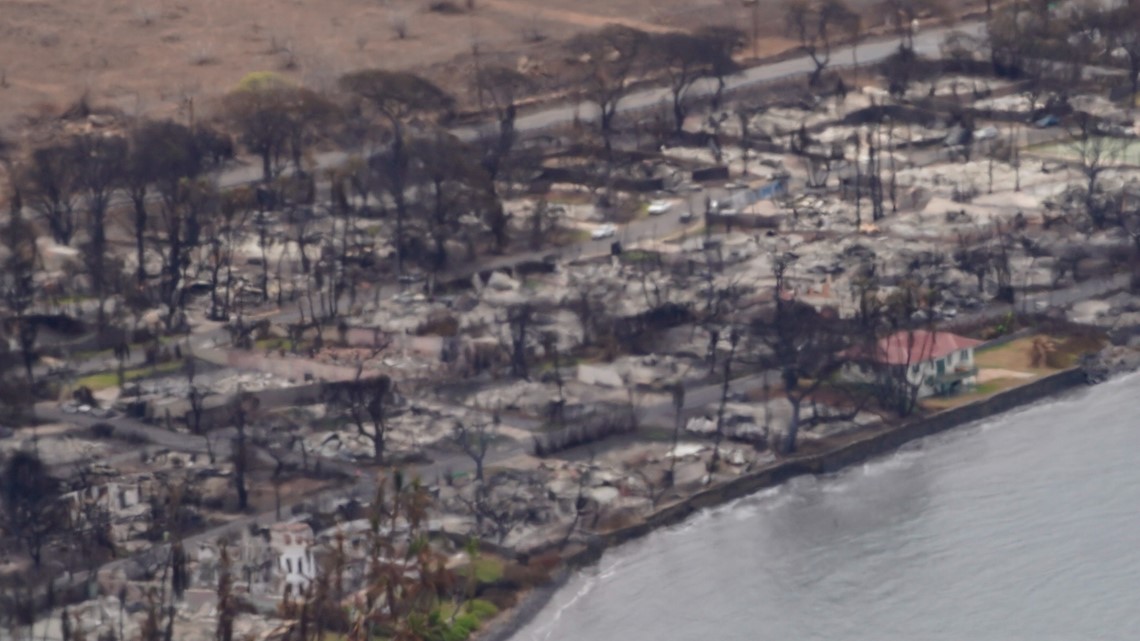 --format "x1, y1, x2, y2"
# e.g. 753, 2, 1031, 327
974, 126, 999, 141
647, 200, 673, 216
591, 224, 617, 240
